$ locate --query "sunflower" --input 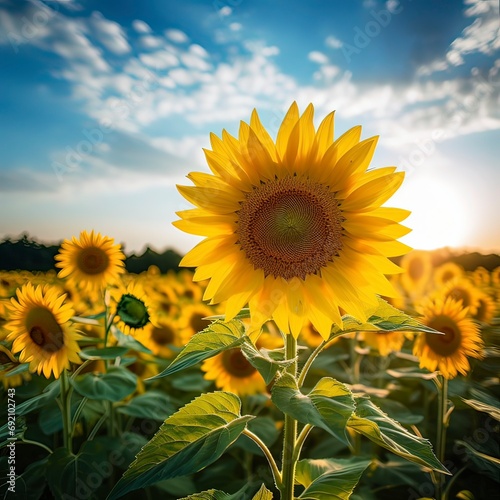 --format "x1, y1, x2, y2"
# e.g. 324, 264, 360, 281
491, 267, 500, 287
362, 330, 406, 356
433, 262, 464, 288
174, 103, 410, 339
201, 333, 280, 396
178, 303, 216, 345
4, 283, 81, 379
471, 267, 491, 288
471, 291, 496, 325
413, 297, 483, 379
399, 250, 433, 297
55, 230, 126, 291
134, 316, 182, 359
439, 277, 481, 316
112, 280, 156, 336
